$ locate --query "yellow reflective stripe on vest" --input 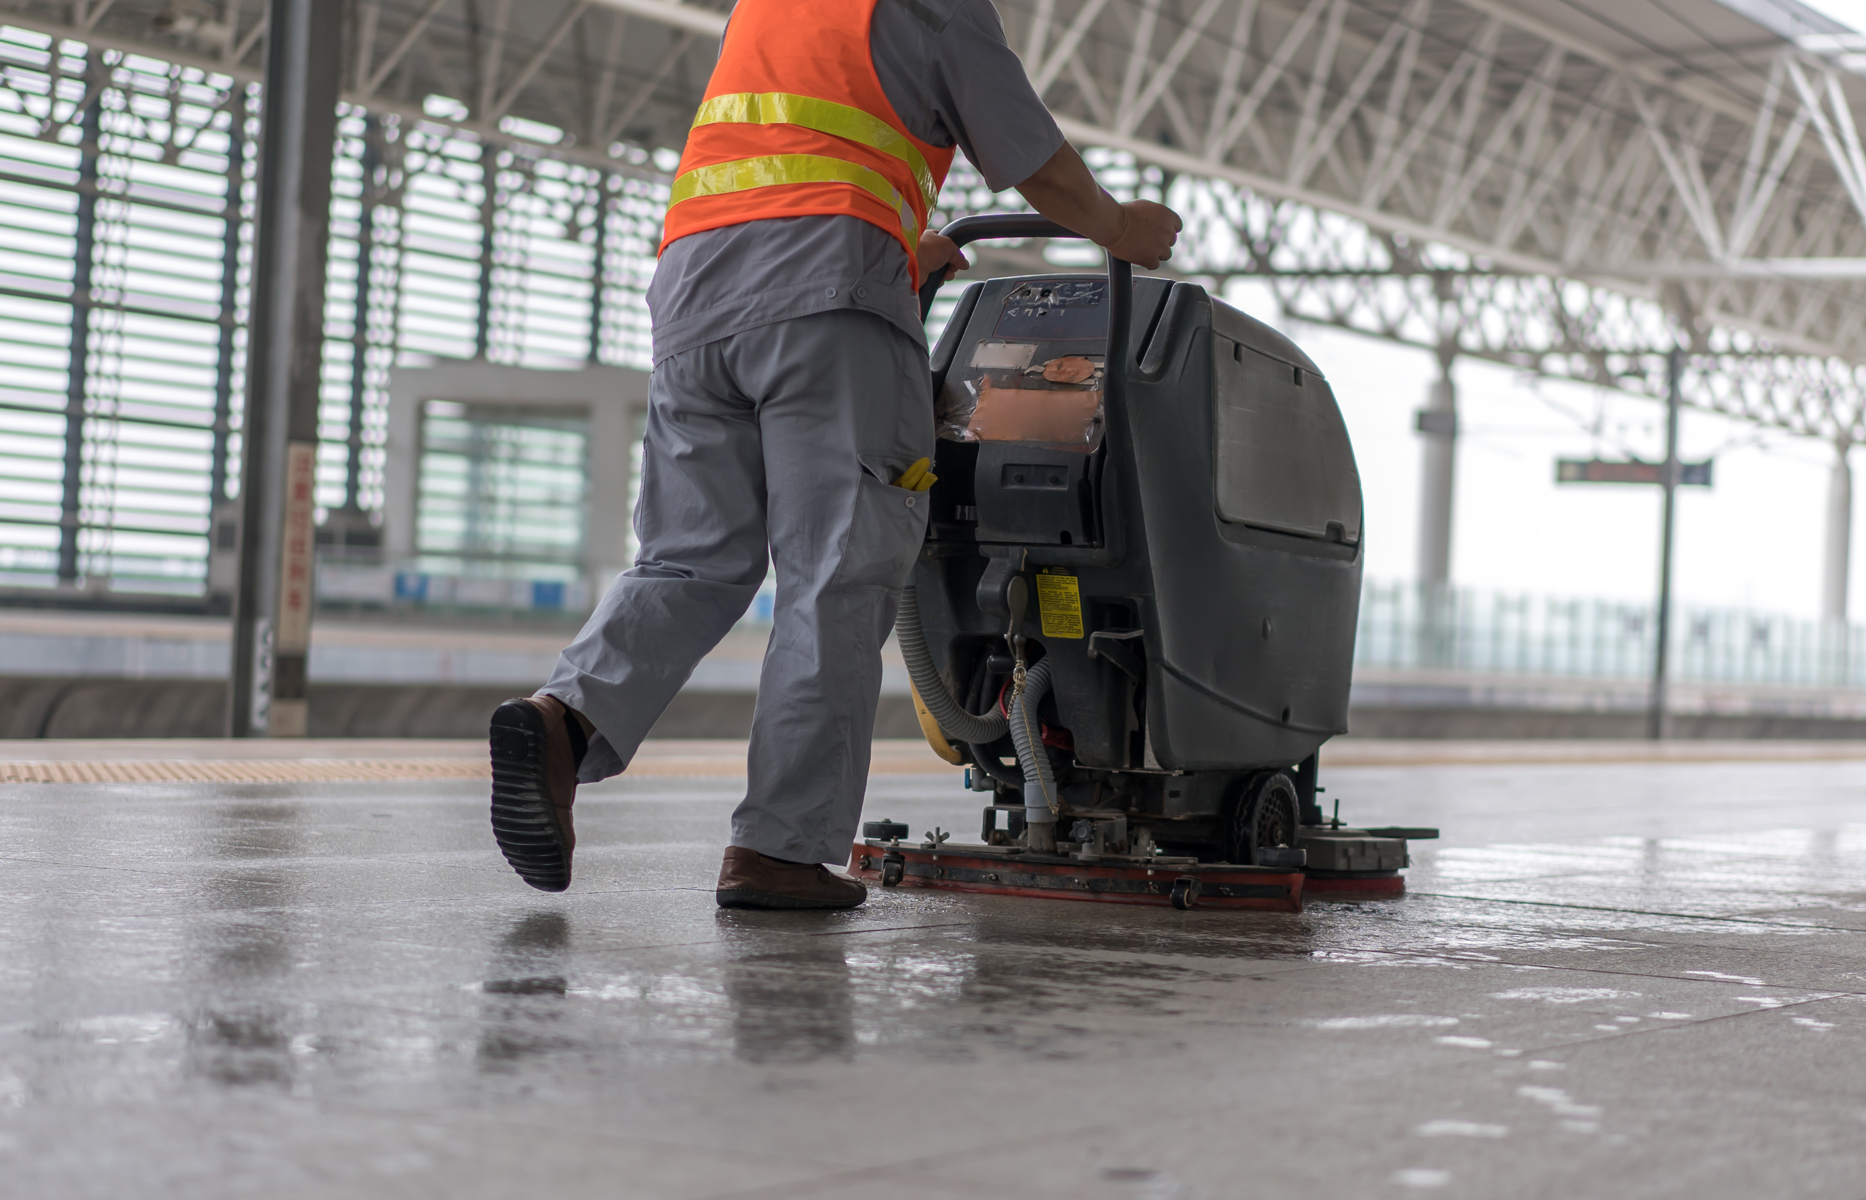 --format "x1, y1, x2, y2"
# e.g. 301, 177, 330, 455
669, 154, 918, 240
690, 92, 938, 212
